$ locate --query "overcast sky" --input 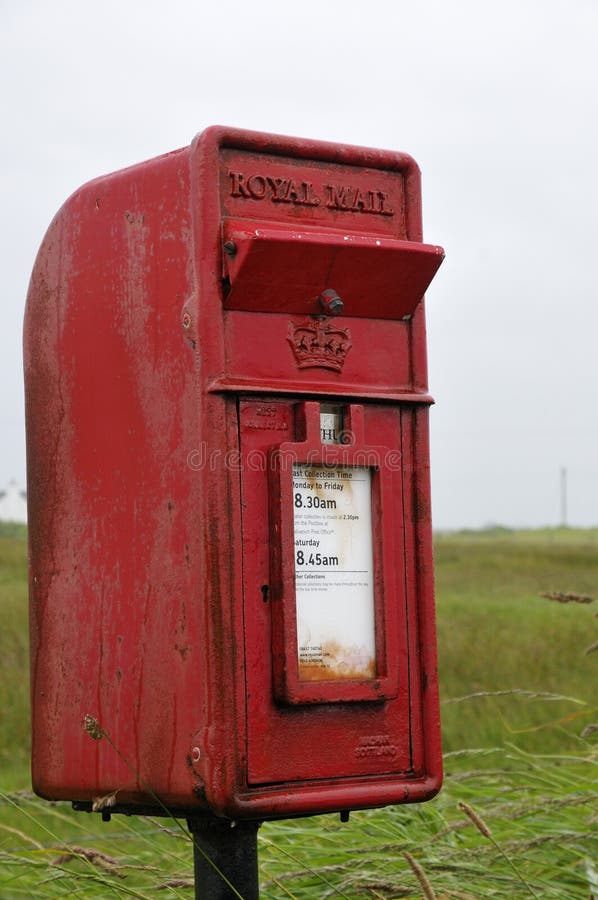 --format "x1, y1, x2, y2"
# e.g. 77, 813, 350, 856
2, 0, 597, 529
